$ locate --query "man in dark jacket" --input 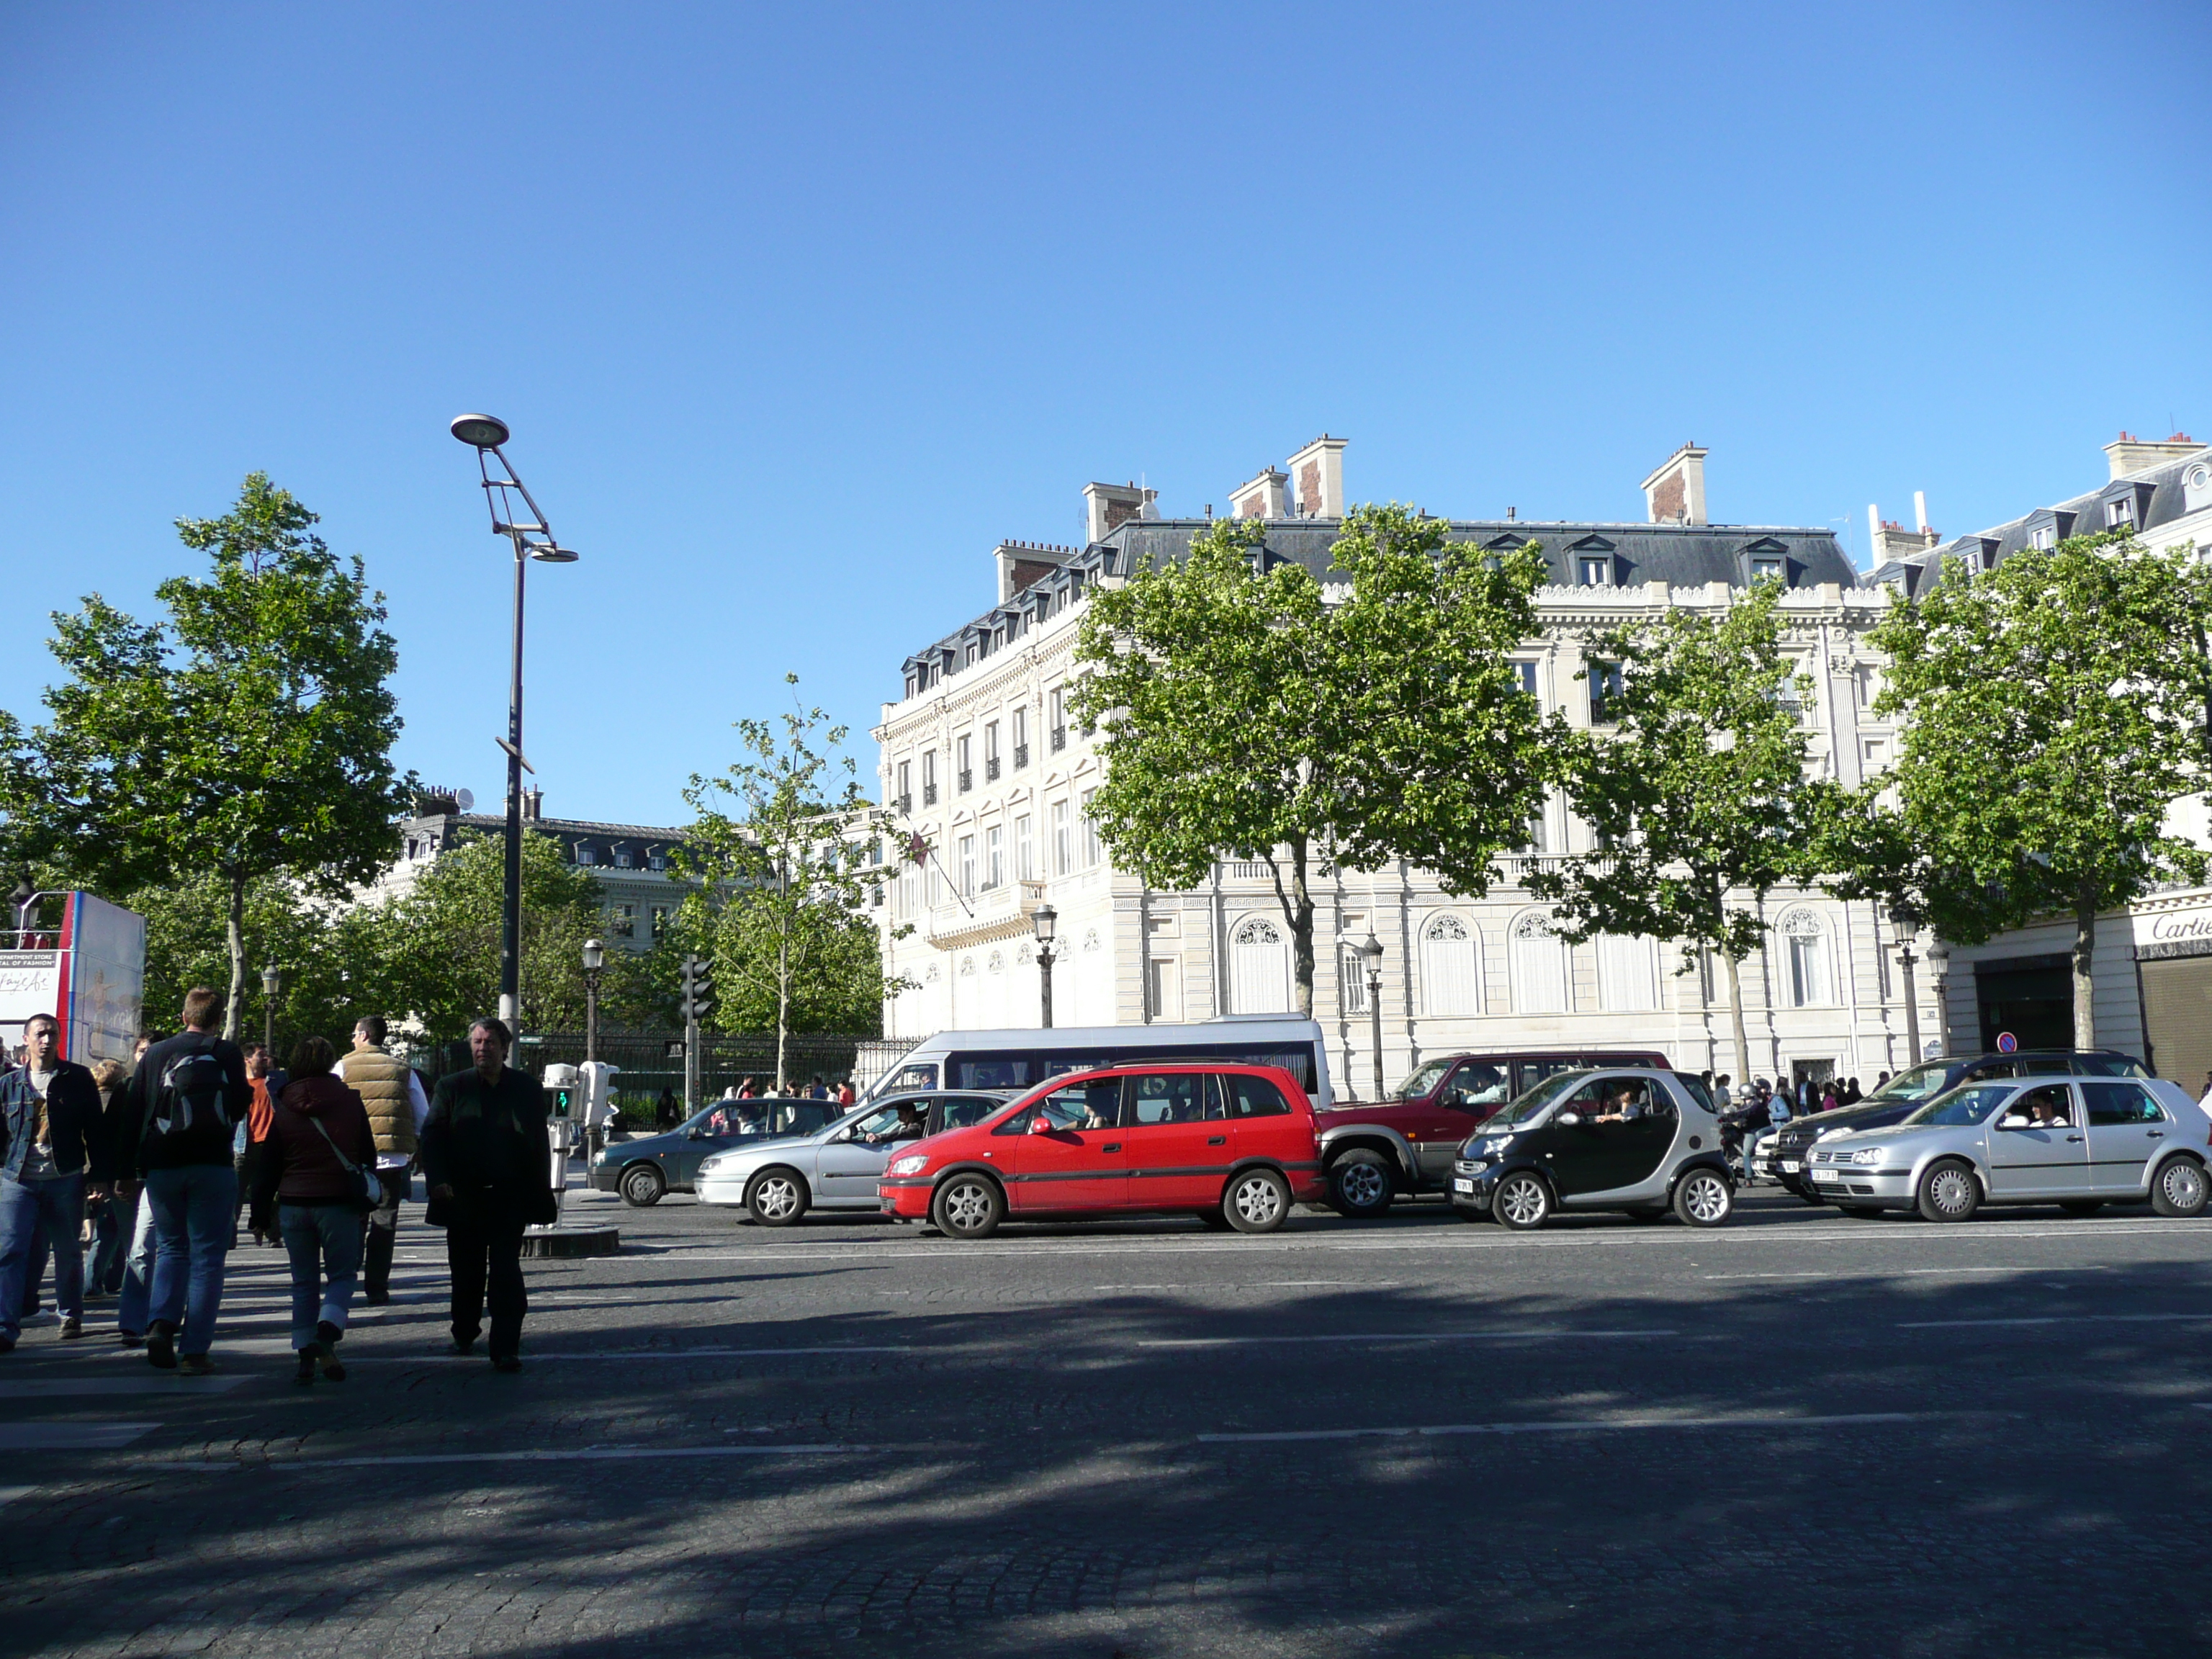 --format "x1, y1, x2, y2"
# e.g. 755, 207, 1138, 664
420, 1017, 550, 1372
122, 988, 251, 1373
0, 1014, 109, 1351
